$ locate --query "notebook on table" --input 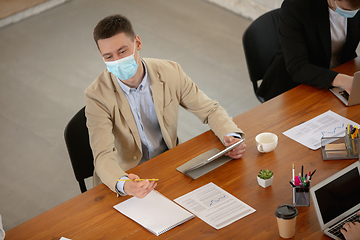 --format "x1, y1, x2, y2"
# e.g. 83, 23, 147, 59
330, 71, 360, 106
310, 161, 360, 240
113, 190, 194, 236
